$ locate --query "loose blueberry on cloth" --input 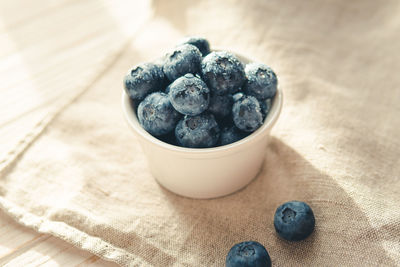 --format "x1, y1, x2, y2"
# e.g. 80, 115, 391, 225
226, 241, 272, 267
124, 36, 278, 148
274, 201, 316, 241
